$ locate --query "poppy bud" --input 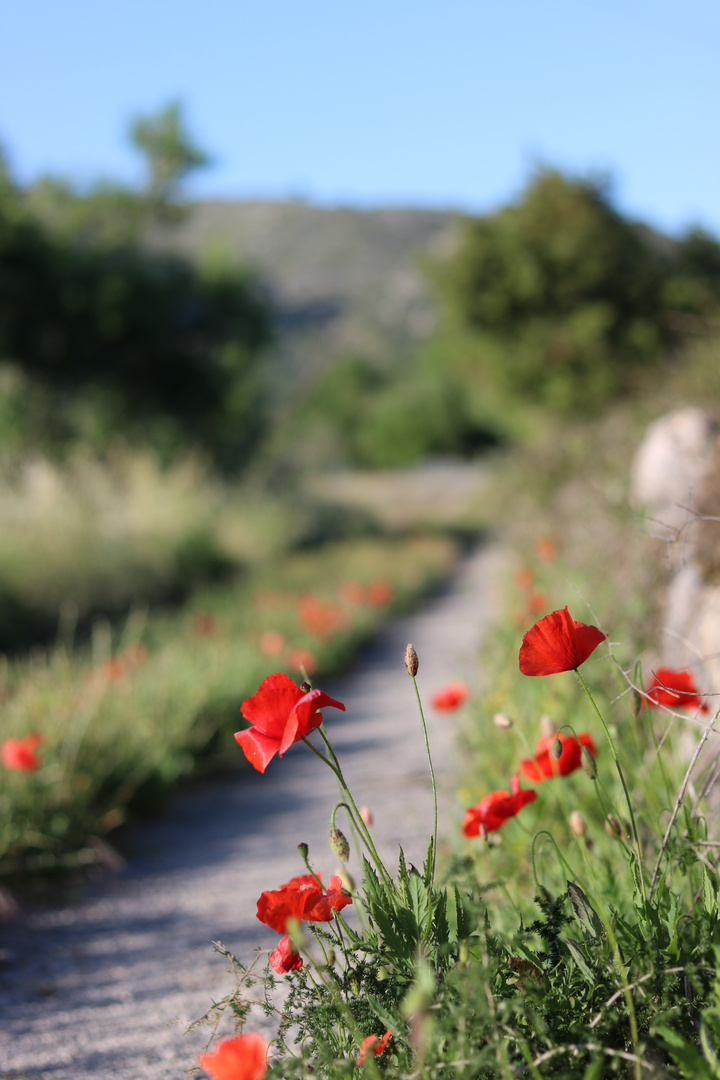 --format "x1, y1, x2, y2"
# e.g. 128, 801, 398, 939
360, 806, 373, 826
298, 842, 309, 860
299, 681, 312, 693
550, 736, 563, 761
330, 827, 350, 862
493, 712, 513, 729
569, 811, 586, 838
605, 815, 624, 839
404, 644, 419, 677
540, 714, 554, 738
581, 746, 598, 779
